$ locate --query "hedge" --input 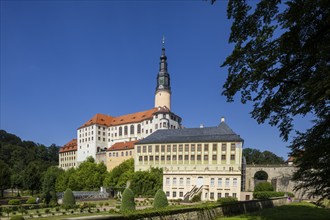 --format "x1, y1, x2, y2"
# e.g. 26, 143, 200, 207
62, 188, 76, 209
254, 182, 274, 192
25, 197, 36, 204
8, 199, 21, 205
217, 197, 238, 205
120, 188, 135, 212
153, 189, 168, 209
253, 191, 285, 199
